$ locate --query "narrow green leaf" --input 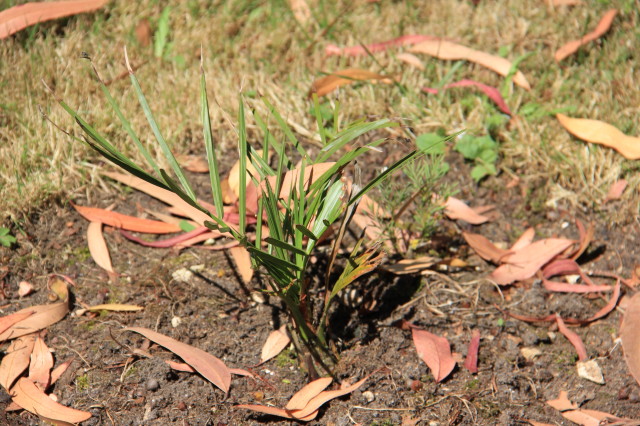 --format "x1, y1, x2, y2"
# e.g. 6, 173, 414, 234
201, 64, 225, 219
312, 94, 327, 146
238, 95, 247, 234
262, 98, 307, 158
265, 237, 307, 256
295, 225, 318, 241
